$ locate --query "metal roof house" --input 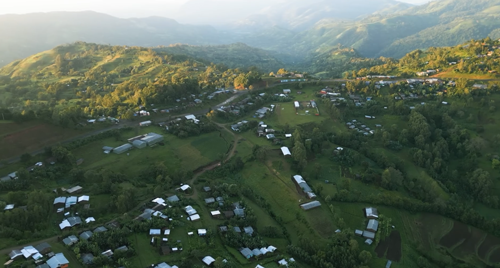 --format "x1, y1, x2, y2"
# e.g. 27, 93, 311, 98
132, 139, 147, 148
139, 120, 152, 126
292, 175, 316, 199
300, 201, 321, 210
244, 226, 254, 235
167, 195, 180, 202
46, 253, 69, 268
80, 230, 93, 240
240, 248, 253, 259
281, 147, 291, 156
62, 235, 79, 246
202, 256, 215, 266
35, 242, 52, 254
363, 231, 375, 239
113, 144, 133, 154
53, 197, 66, 206
367, 219, 379, 232
365, 207, 379, 219
141, 133, 164, 146
65, 196, 77, 208
81, 253, 94, 265
94, 226, 108, 233
8, 250, 23, 260
234, 208, 245, 217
